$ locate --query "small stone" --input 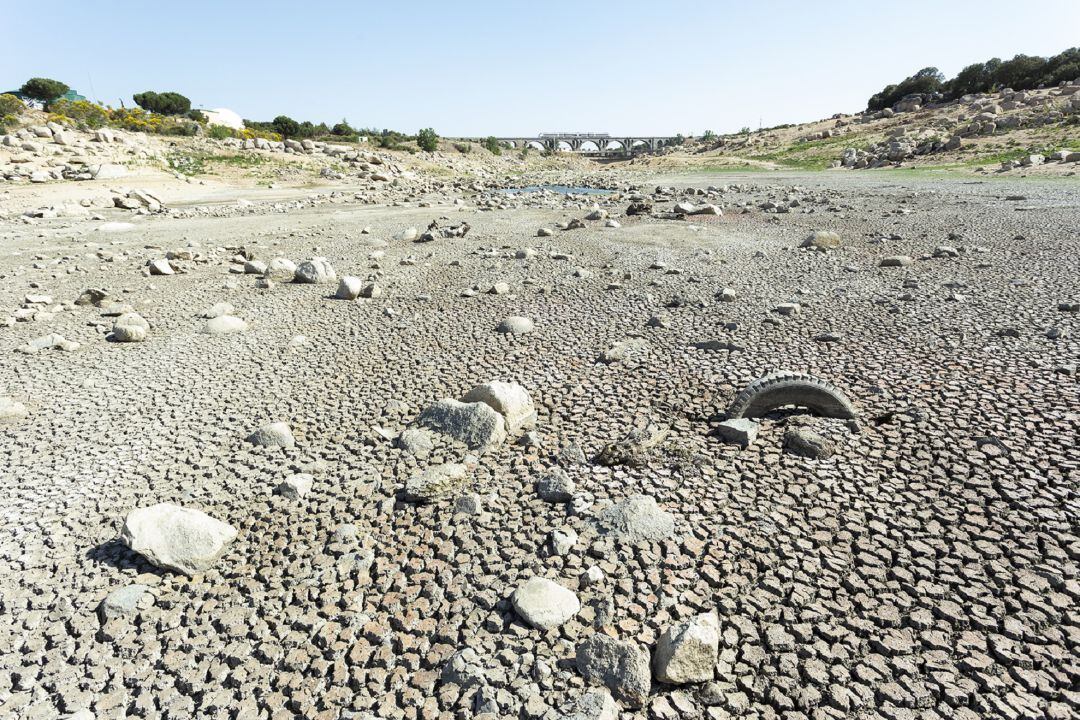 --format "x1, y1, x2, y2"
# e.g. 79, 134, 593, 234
247, 422, 296, 448
716, 418, 759, 448
653, 612, 720, 684
277, 473, 314, 499
497, 316, 535, 334
537, 467, 575, 502
454, 493, 483, 515
405, 463, 470, 502
576, 634, 652, 708
512, 576, 580, 630
783, 426, 835, 459
336, 276, 363, 300
98, 583, 150, 621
